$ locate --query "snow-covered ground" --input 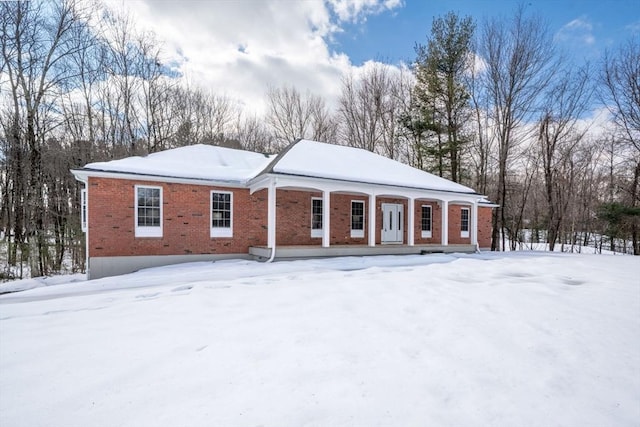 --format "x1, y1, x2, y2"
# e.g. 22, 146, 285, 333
1, 252, 638, 426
